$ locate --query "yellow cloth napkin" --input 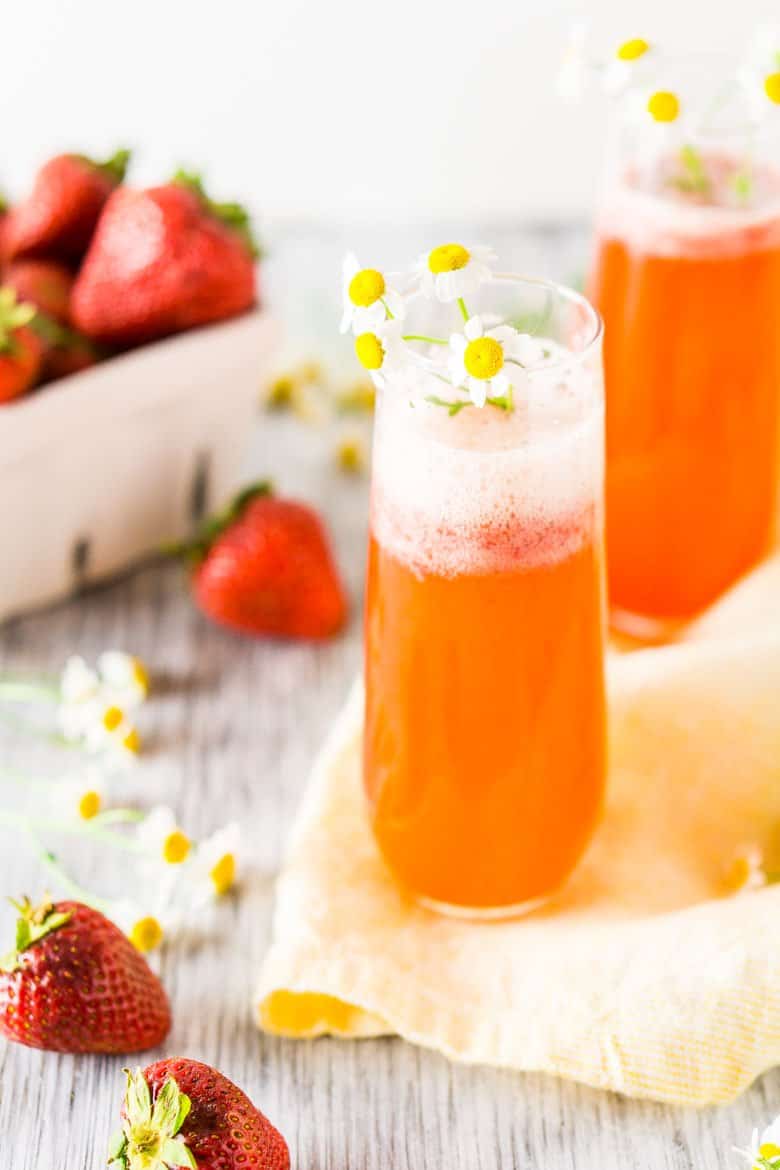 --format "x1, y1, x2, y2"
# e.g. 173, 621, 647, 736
256, 555, 780, 1106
